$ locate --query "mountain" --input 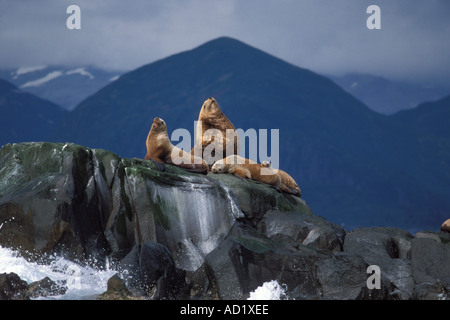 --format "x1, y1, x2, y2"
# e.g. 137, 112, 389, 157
390, 95, 450, 195
0, 66, 123, 110
0, 79, 67, 147
50, 37, 450, 231
330, 73, 450, 115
